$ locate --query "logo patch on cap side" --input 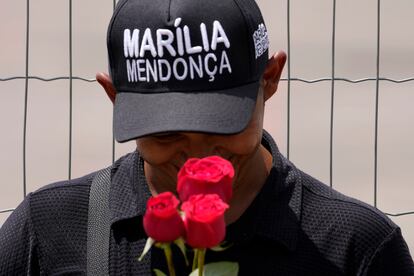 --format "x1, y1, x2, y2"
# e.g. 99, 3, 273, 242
253, 23, 269, 59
